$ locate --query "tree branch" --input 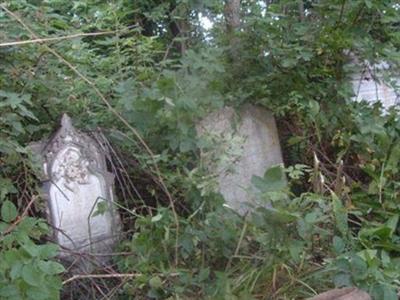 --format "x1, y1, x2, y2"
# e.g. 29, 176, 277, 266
0, 26, 137, 47
63, 272, 179, 285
